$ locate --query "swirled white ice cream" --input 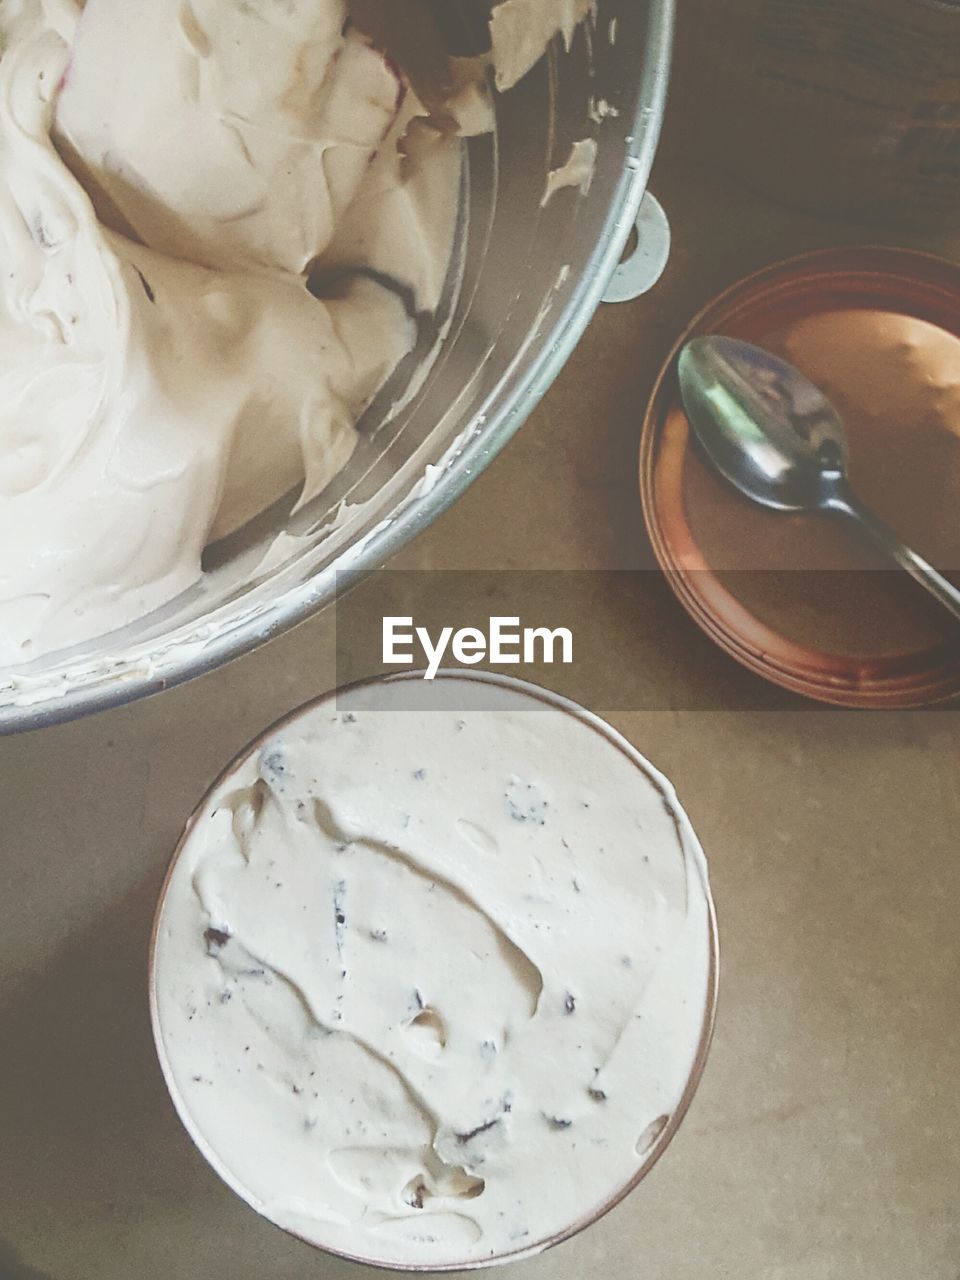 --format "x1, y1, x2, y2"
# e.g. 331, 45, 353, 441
0, 0, 458, 663
0, 0, 595, 666
152, 676, 714, 1268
